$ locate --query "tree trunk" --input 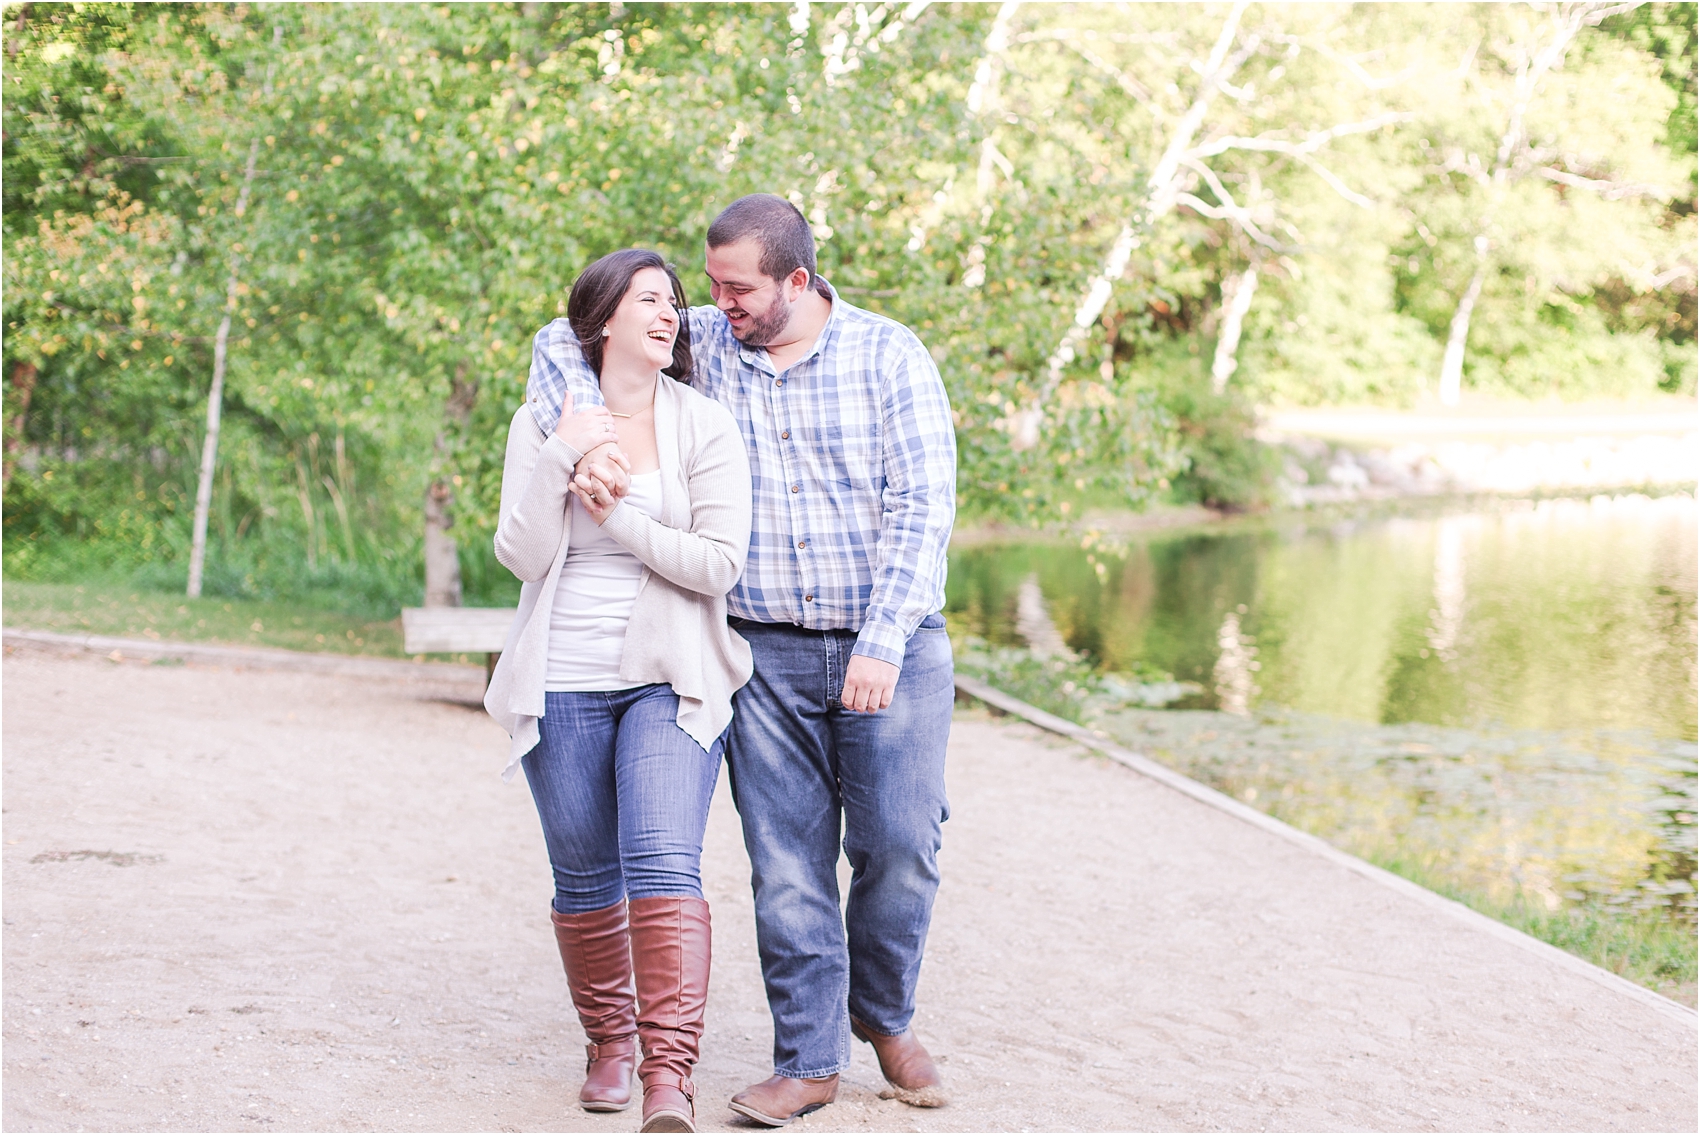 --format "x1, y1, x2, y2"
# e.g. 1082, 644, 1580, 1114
1438, 263, 1484, 408
186, 304, 235, 598
1210, 266, 1258, 394
1014, 0, 1250, 449
294, 455, 319, 570
422, 480, 462, 608
967, 0, 1021, 196
1435, 5, 1601, 409
3, 360, 38, 490
186, 139, 260, 599
422, 363, 479, 609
